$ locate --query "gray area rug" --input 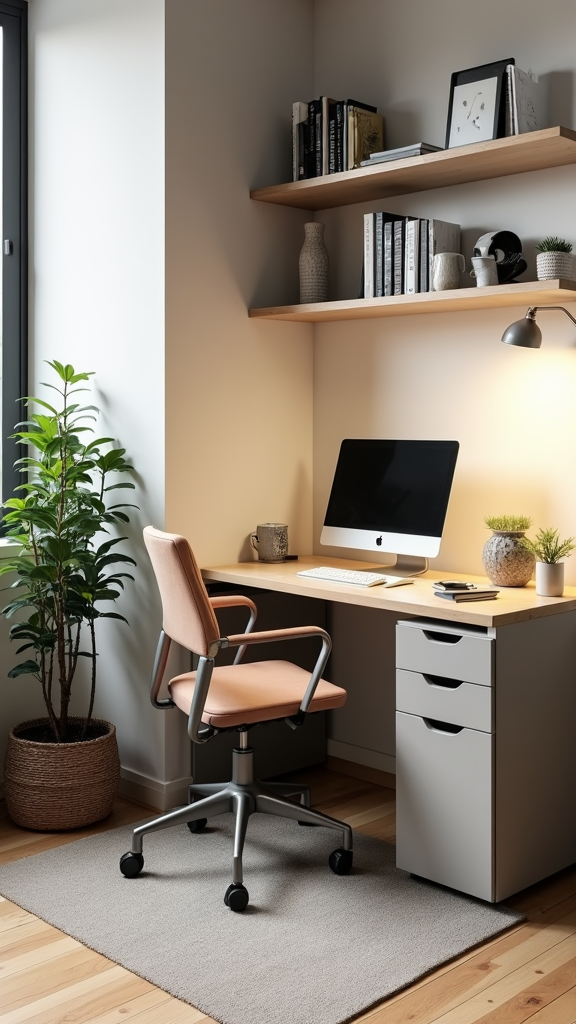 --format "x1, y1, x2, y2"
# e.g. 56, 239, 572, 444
0, 814, 523, 1024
